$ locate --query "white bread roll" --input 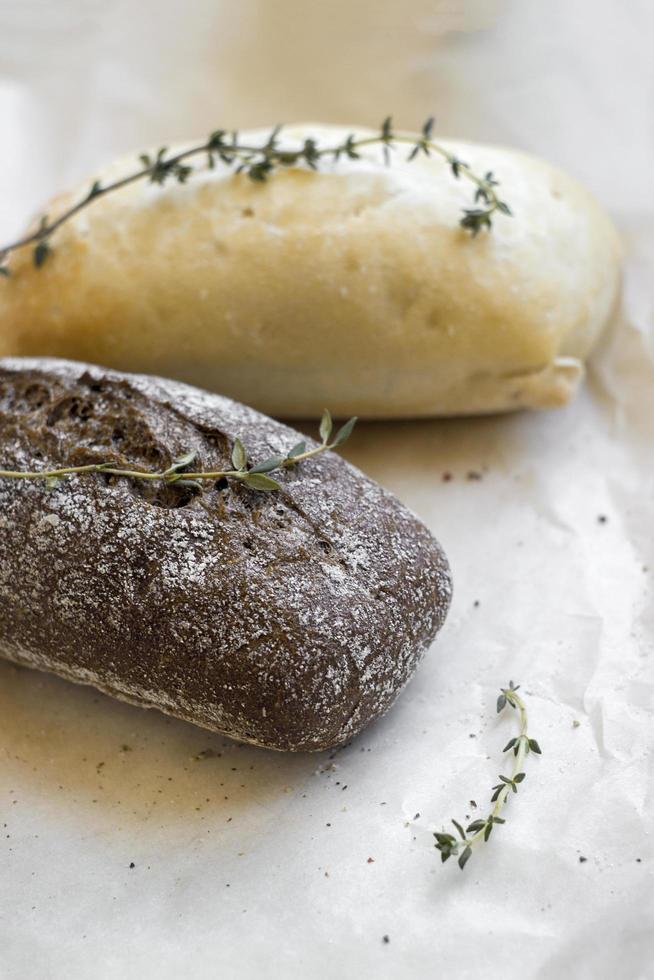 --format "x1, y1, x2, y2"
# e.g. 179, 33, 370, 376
0, 125, 621, 418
